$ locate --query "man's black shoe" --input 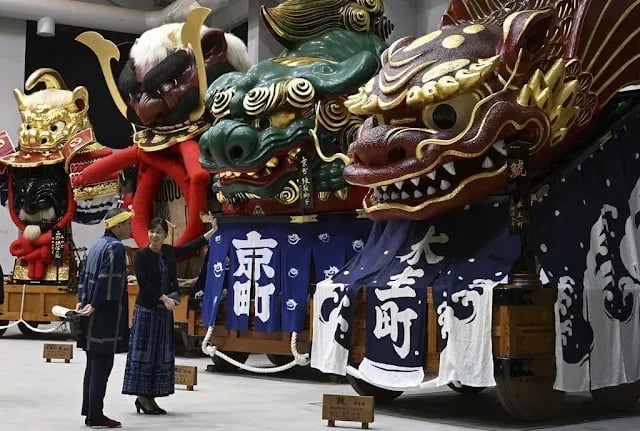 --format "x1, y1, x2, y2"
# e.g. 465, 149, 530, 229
85, 417, 122, 428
